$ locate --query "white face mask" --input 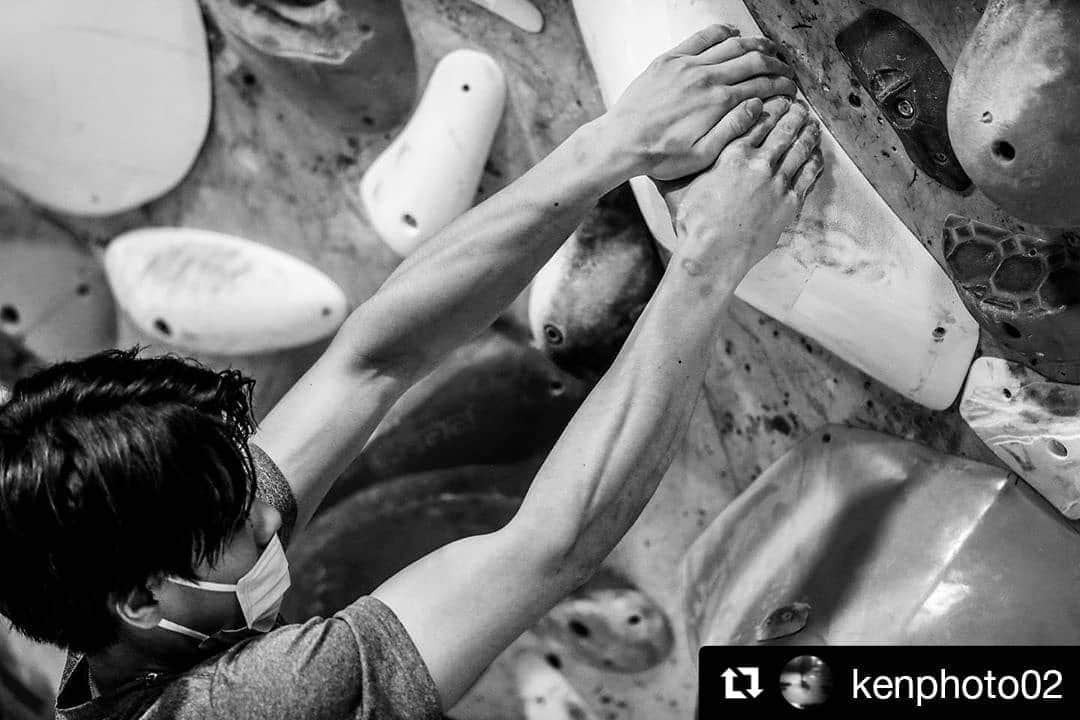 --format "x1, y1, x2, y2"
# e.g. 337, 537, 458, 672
157, 533, 291, 644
